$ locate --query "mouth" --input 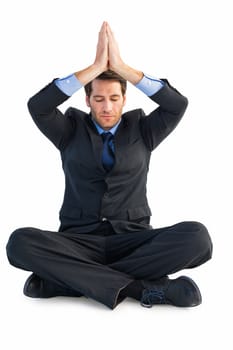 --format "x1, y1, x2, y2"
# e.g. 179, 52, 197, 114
100, 115, 113, 120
